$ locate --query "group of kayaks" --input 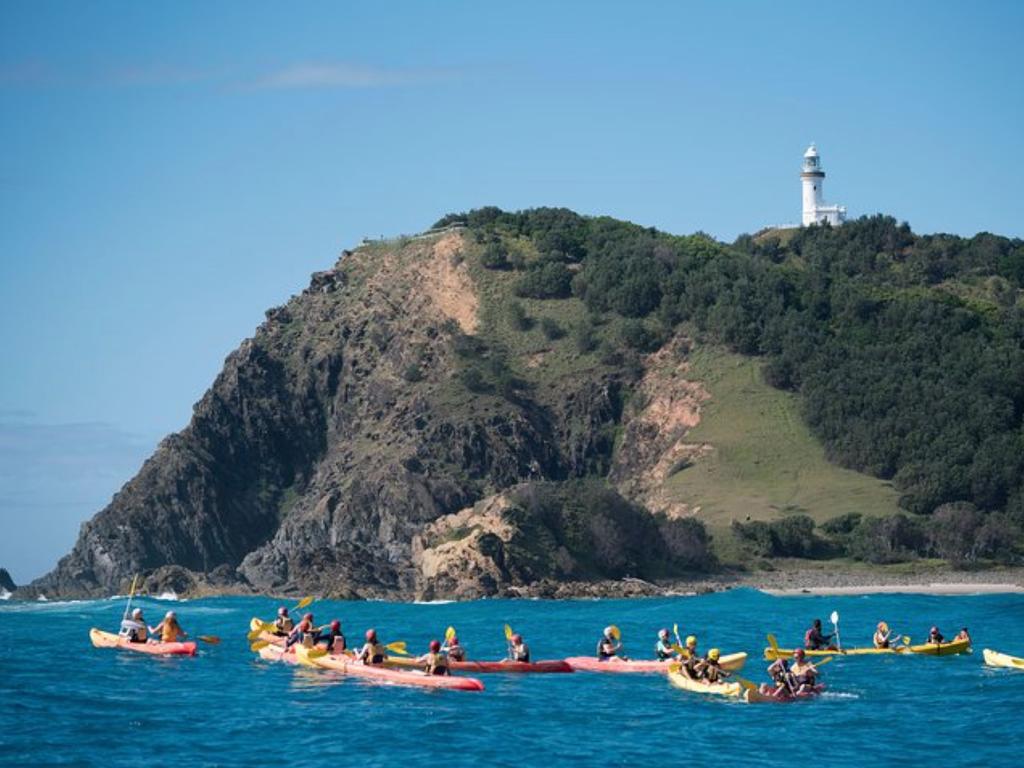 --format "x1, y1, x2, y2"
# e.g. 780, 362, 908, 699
88, 607, 1024, 700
